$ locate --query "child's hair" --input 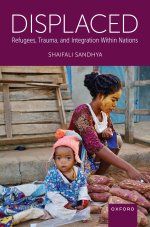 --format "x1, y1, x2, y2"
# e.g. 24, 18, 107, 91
84, 72, 122, 99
